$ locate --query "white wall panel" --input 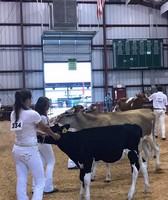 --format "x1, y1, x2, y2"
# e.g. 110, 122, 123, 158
78, 3, 99, 25
0, 26, 21, 45
0, 73, 22, 88
31, 90, 44, 104
0, 49, 22, 70
126, 87, 143, 97
108, 71, 142, 87
92, 71, 104, 86
24, 50, 42, 70
0, 91, 15, 105
92, 88, 104, 103
23, 26, 48, 45
25, 73, 44, 88
23, 2, 50, 24
0, 2, 20, 23
92, 50, 103, 70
